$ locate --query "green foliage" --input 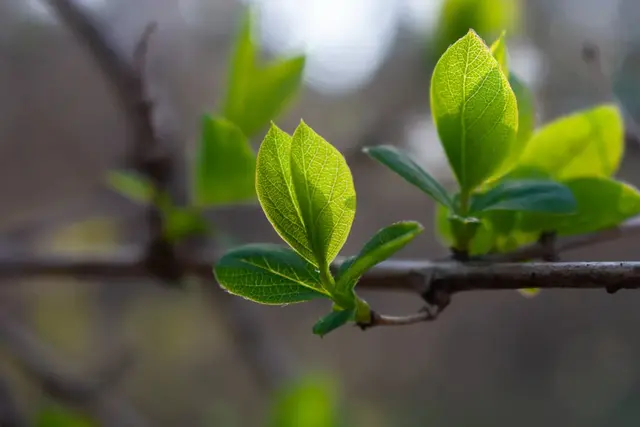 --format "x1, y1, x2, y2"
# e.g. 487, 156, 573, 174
222, 10, 306, 138
517, 104, 624, 180
490, 31, 509, 77
35, 404, 95, 427
162, 205, 212, 242
215, 121, 422, 335
268, 375, 341, 427
364, 145, 454, 210
430, 30, 518, 195
106, 170, 155, 204
192, 115, 256, 207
